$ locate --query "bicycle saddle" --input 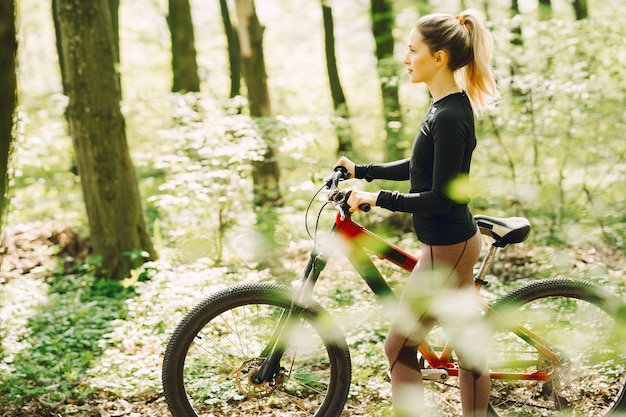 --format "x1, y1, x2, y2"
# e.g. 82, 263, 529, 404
474, 215, 531, 246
